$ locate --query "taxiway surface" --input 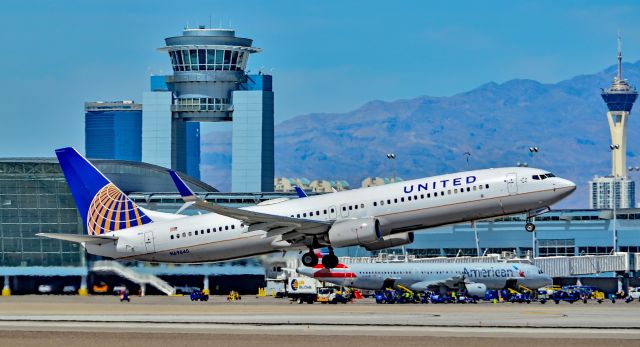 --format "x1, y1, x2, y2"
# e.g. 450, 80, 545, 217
0, 295, 639, 346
